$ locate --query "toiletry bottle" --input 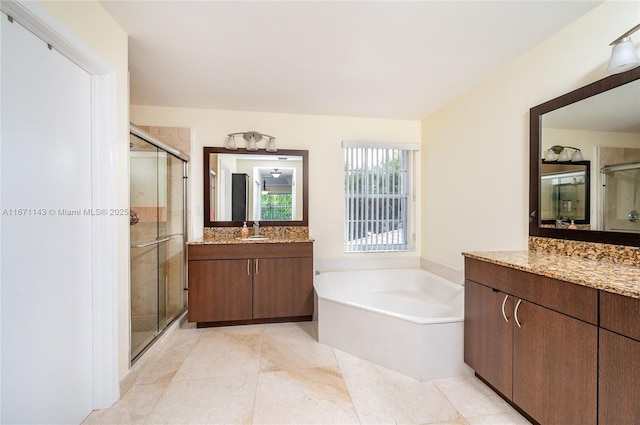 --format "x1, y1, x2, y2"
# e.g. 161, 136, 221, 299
241, 222, 249, 238
568, 220, 577, 229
